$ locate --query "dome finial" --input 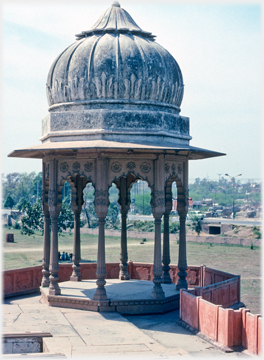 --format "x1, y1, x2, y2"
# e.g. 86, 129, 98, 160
112, 1, 120, 7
